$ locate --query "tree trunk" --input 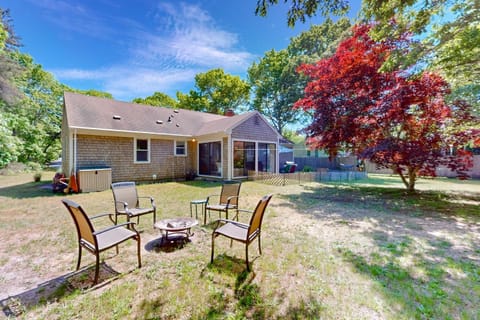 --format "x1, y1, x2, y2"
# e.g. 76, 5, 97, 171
395, 165, 417, 192
407, 167, 417, 192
